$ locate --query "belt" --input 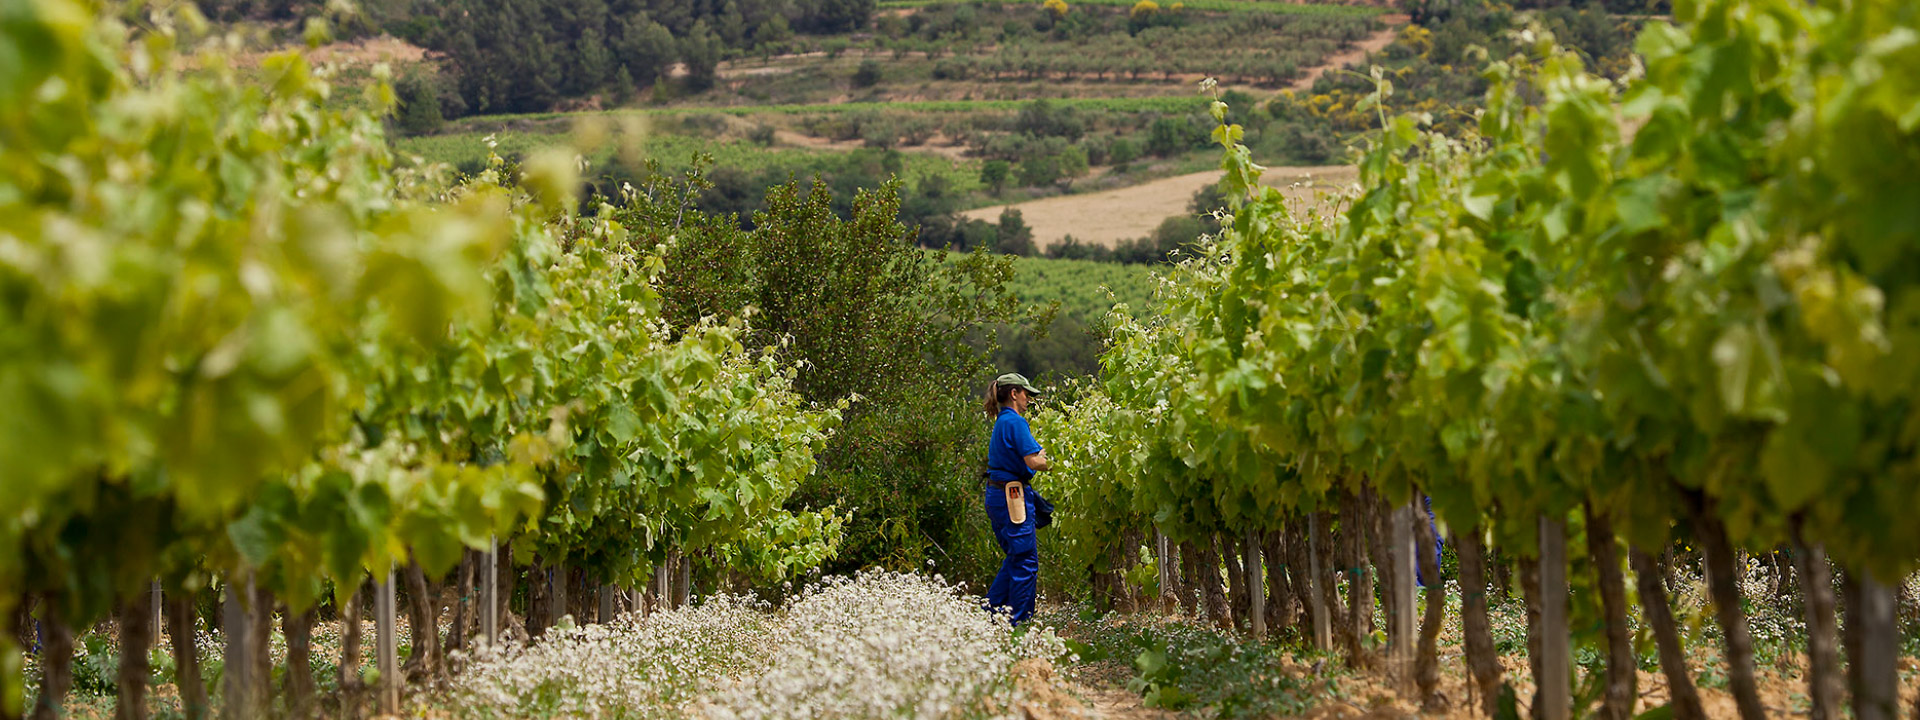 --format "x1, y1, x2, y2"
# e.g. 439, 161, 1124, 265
983, 477, 1021, 490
